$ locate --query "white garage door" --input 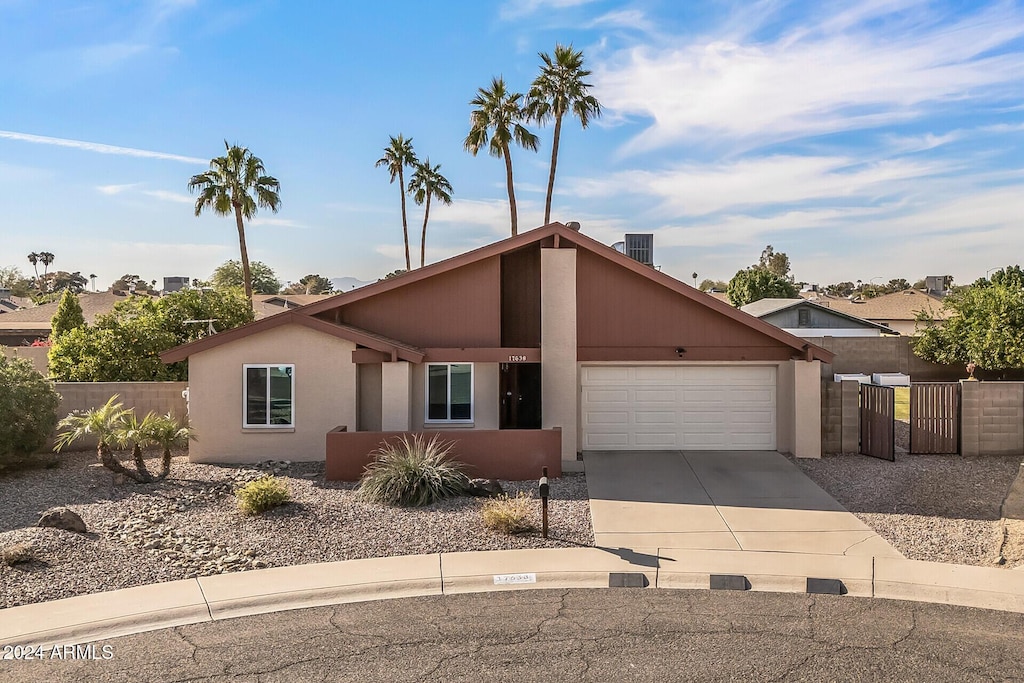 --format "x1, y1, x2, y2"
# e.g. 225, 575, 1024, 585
581, 365, 777, 450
